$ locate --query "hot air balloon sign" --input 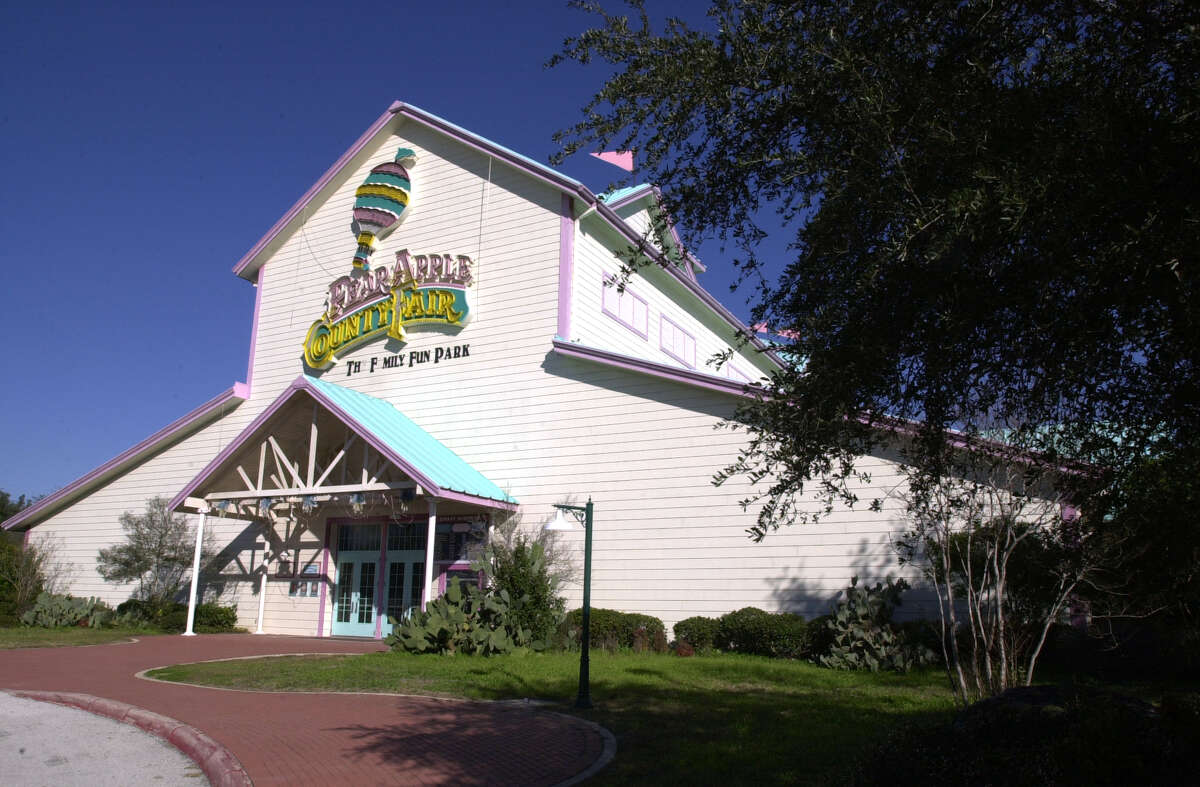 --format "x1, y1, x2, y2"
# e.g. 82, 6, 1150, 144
351, 147, 416, 271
